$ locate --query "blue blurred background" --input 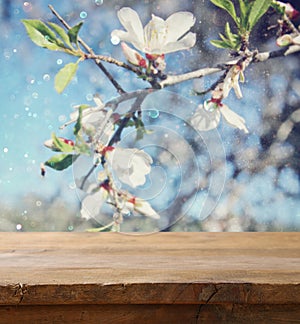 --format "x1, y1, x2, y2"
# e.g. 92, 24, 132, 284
0, 0, 299, 231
